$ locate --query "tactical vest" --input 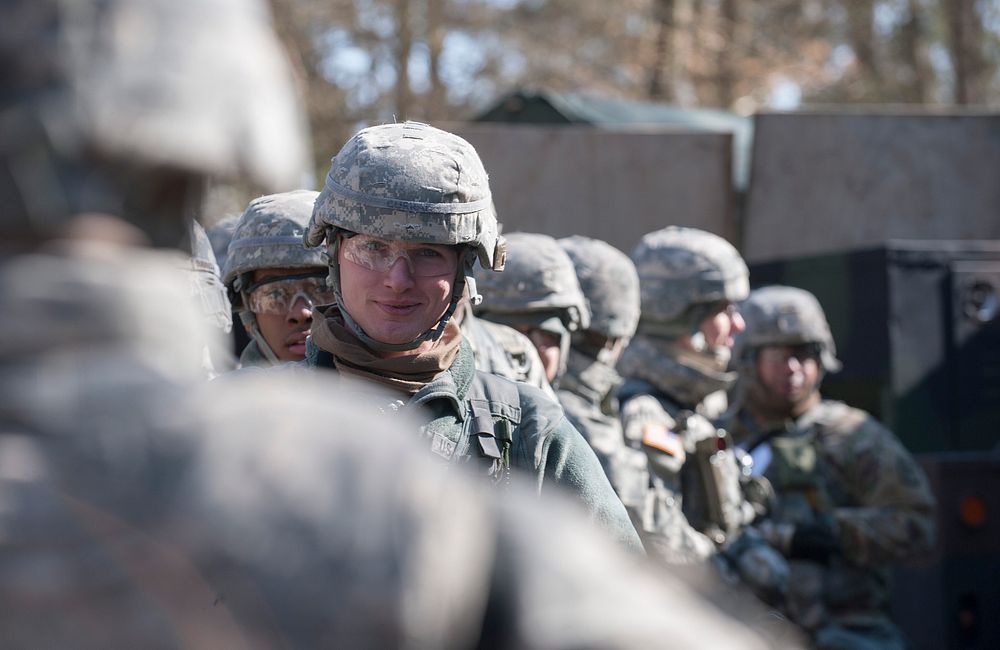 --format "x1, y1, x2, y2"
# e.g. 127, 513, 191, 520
768, 431, 828, 527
